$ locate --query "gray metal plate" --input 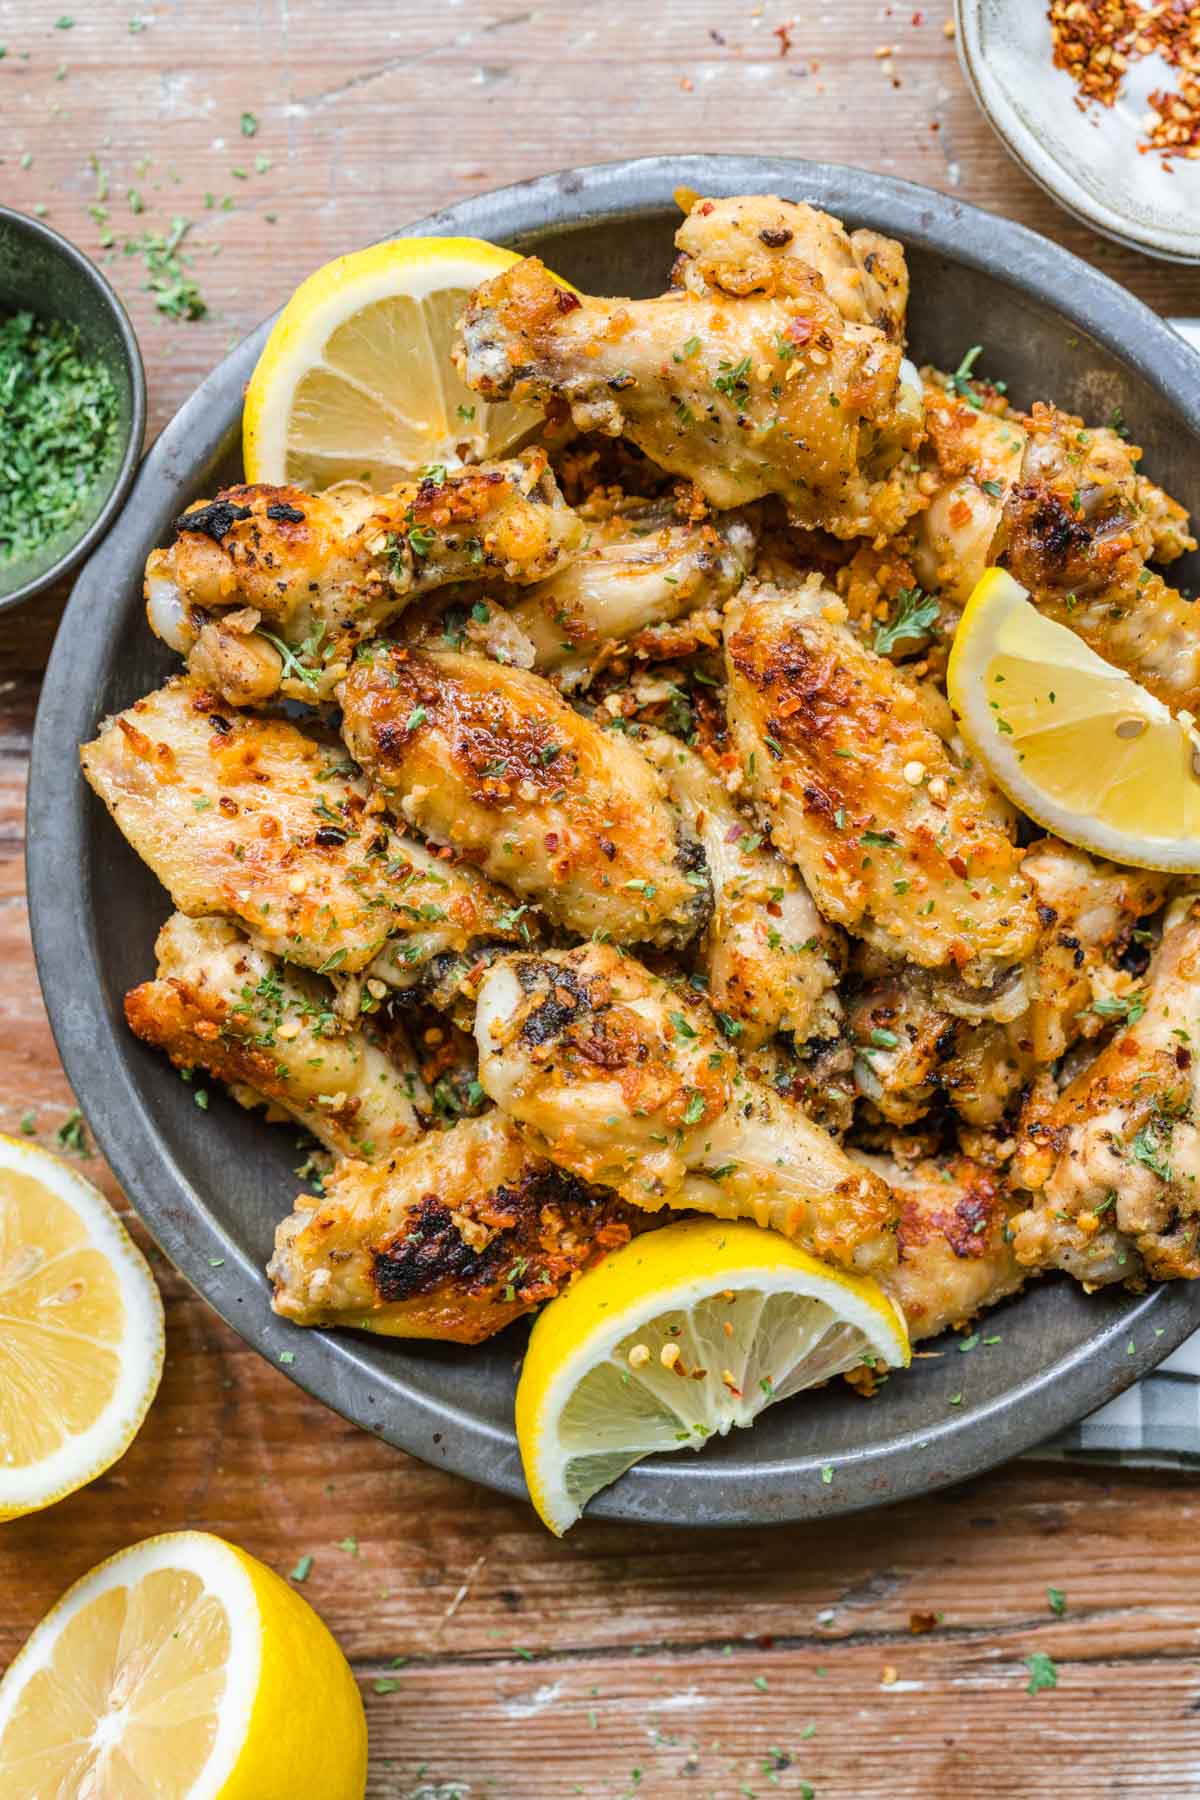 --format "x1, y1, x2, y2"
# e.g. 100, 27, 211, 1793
28, 155, 1200, 1525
